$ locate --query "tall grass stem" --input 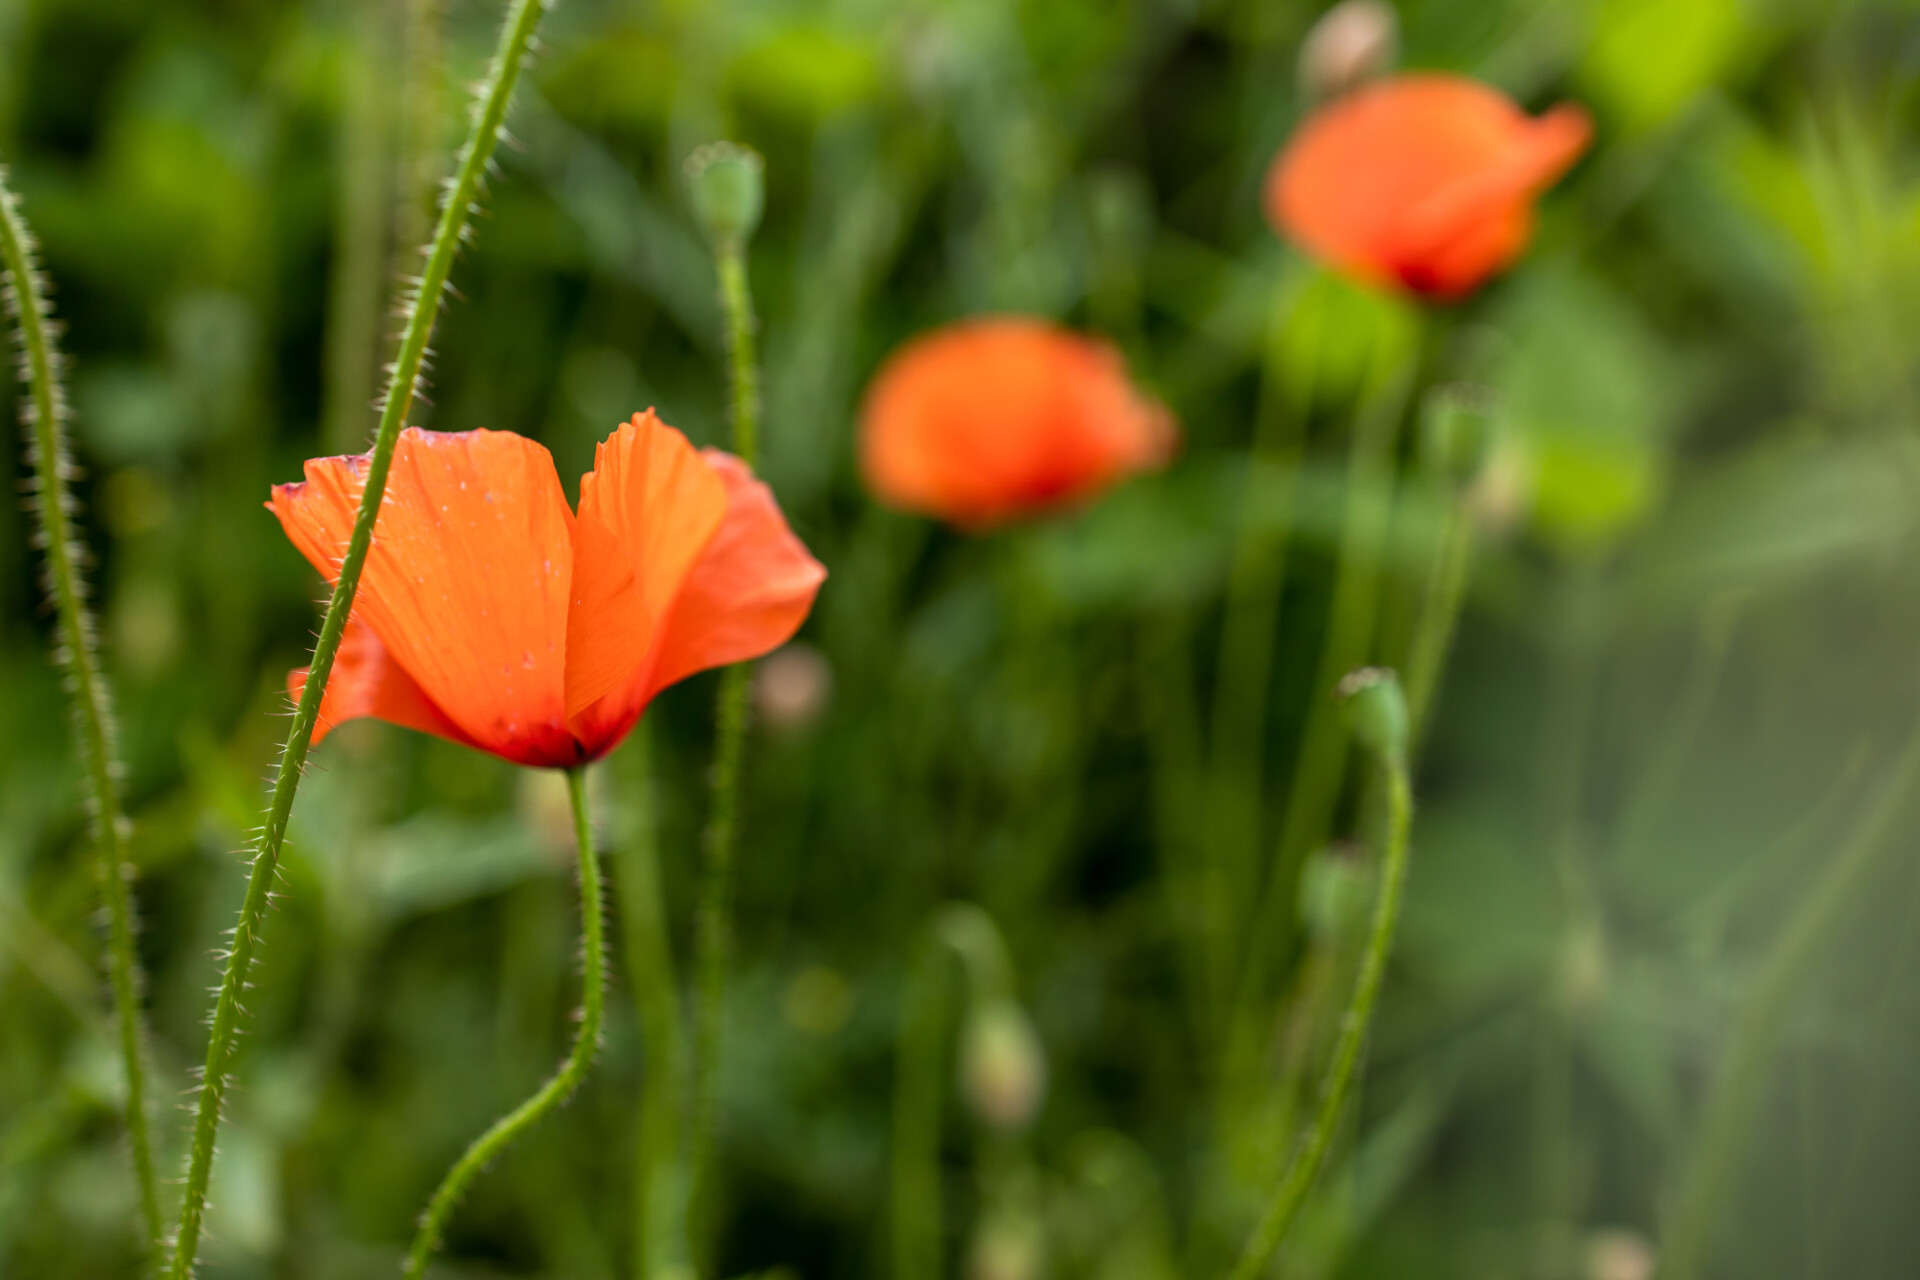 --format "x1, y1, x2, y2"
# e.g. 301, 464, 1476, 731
0, 165, 165, 1261
166, 1, 551, 1271
892, 928, 954, 1280
614, 726, 690, 1280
